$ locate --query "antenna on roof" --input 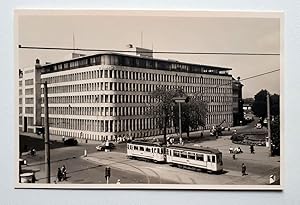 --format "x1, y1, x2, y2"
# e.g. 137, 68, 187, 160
72, 32, 75, 52
141, 31, 143, 47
